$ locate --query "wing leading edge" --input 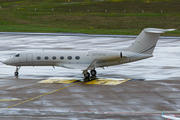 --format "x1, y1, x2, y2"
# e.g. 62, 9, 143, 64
59, 59, 98, 71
